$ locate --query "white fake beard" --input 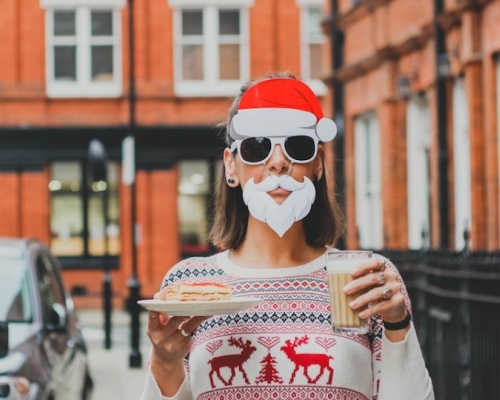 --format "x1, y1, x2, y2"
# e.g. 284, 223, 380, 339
242, 175, 316, 237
